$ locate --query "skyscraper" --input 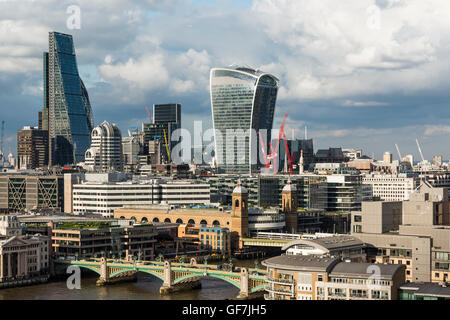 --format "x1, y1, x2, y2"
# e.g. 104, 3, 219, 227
153, 103, 181, 129
85, 121, 123, 172
210, 66, 279, 174
45, 31, 94, 166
